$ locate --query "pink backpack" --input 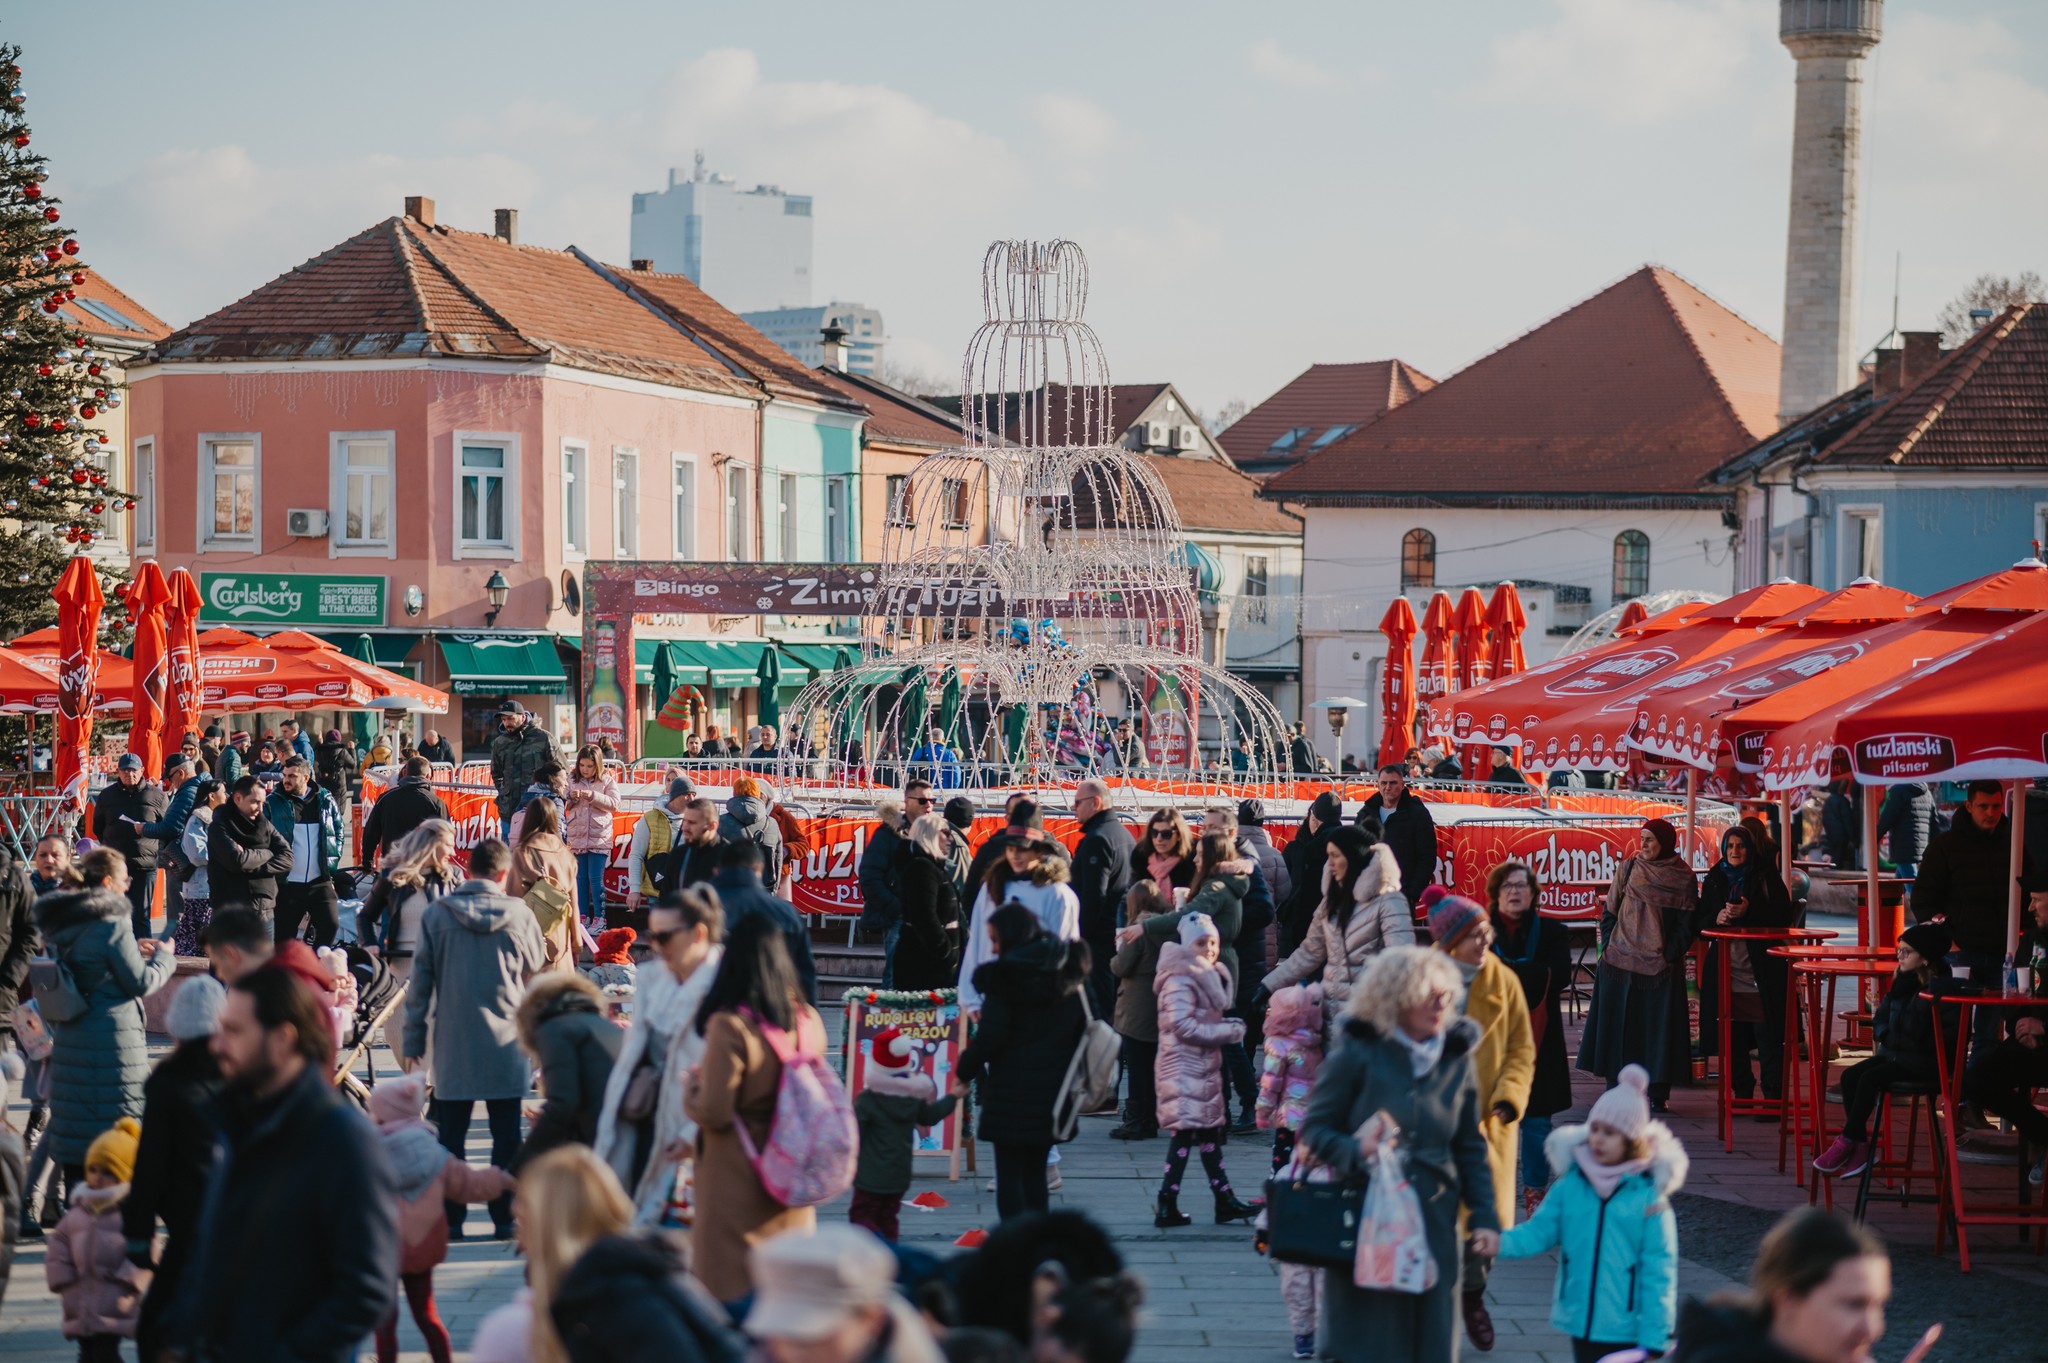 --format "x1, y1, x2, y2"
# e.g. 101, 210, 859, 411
733, 1007, 858, 1207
